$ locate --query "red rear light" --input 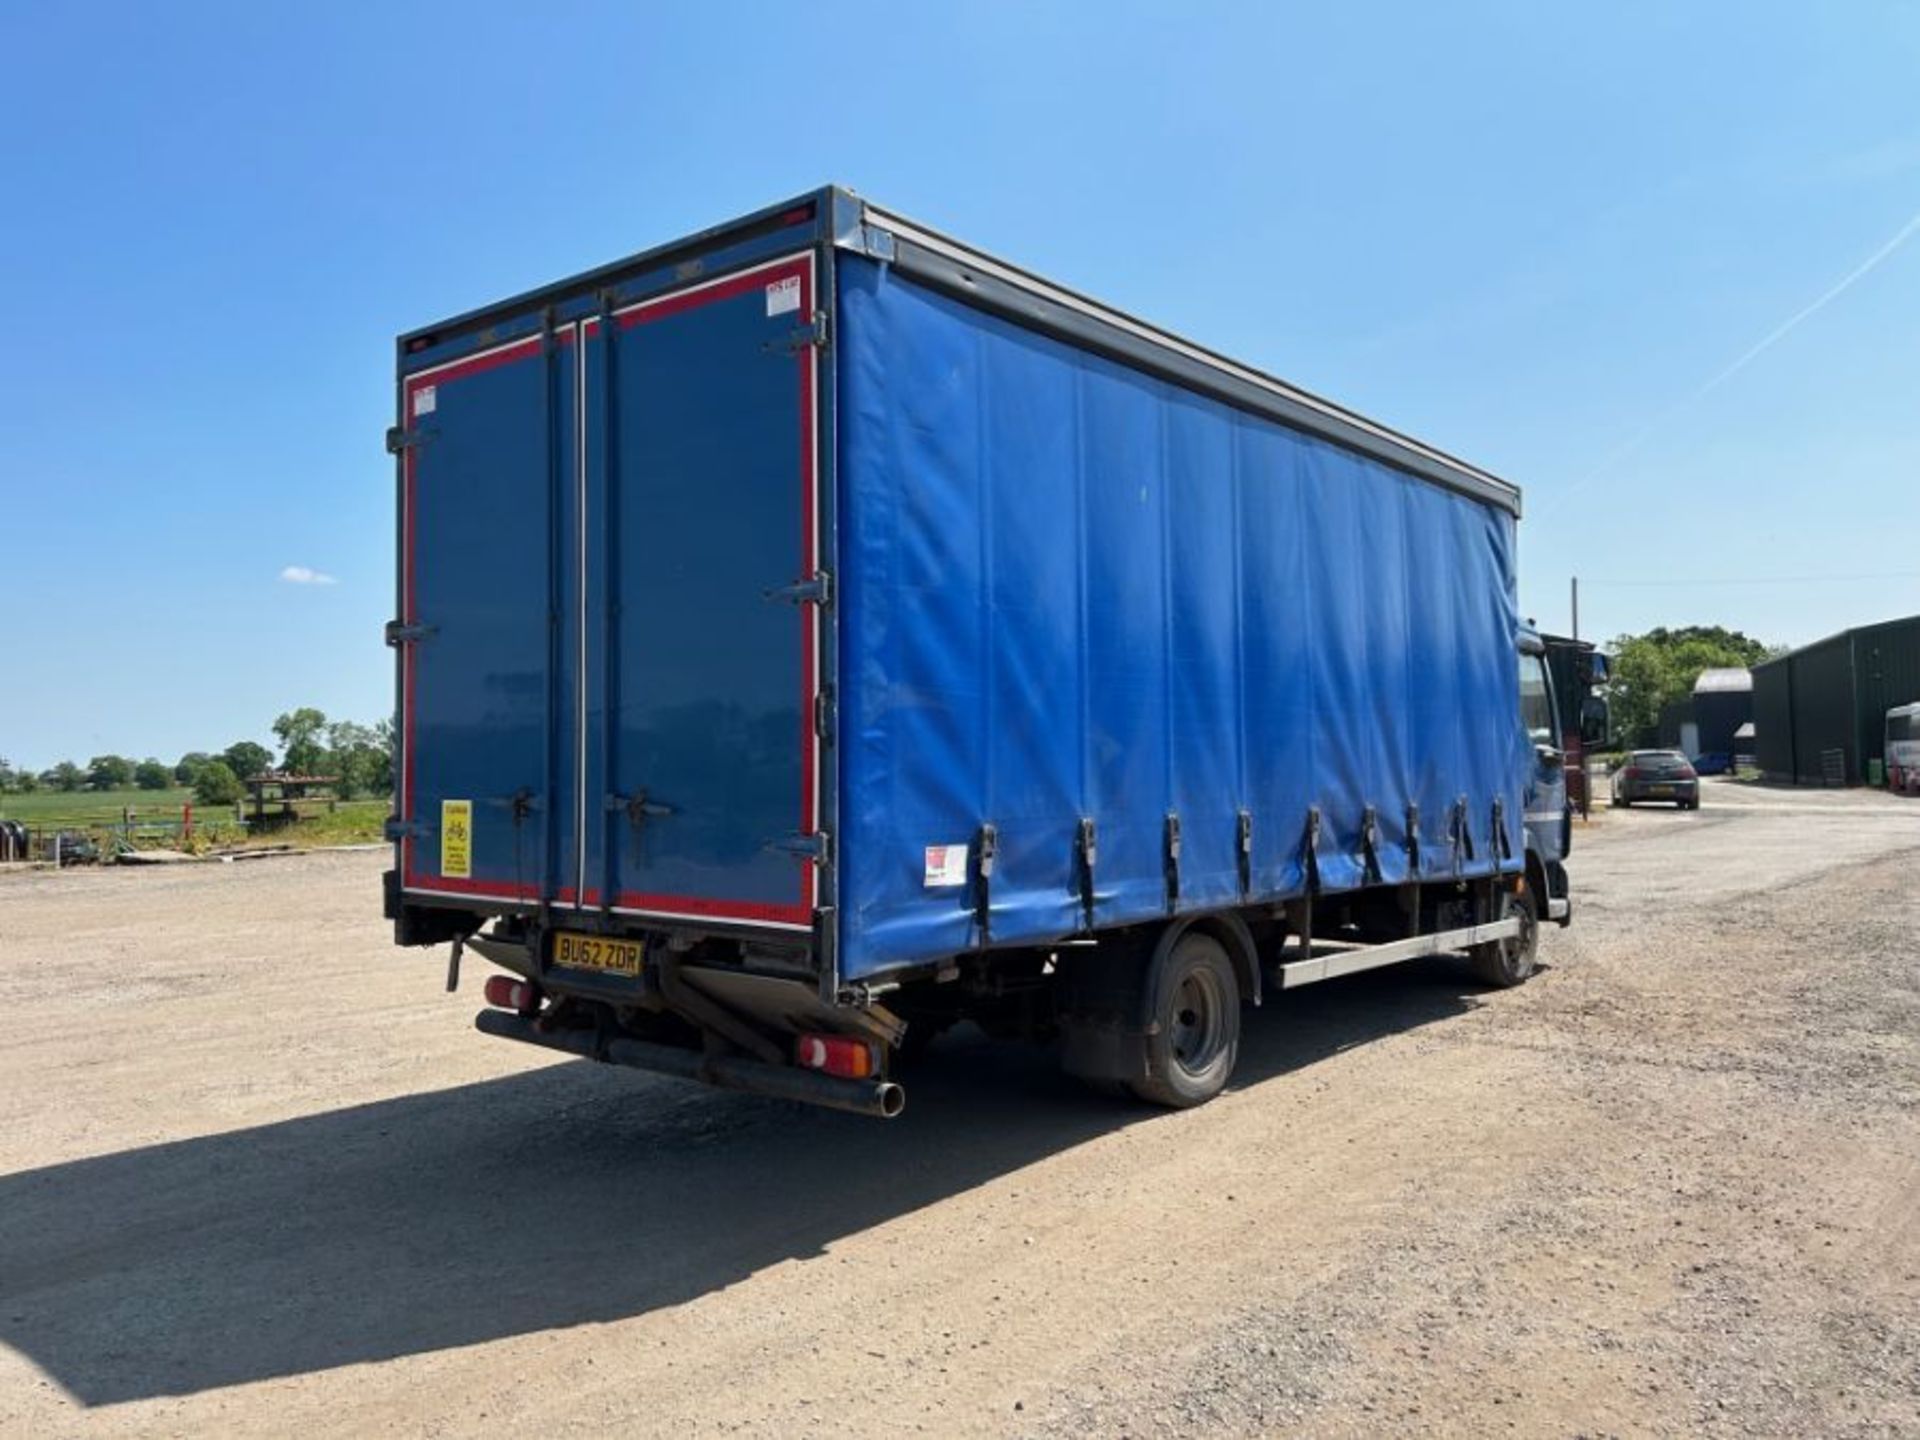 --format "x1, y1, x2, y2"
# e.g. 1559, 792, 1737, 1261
484, 975, 541, 1013
795, 1033, 876, 1079
1622, 767, 1640, 780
